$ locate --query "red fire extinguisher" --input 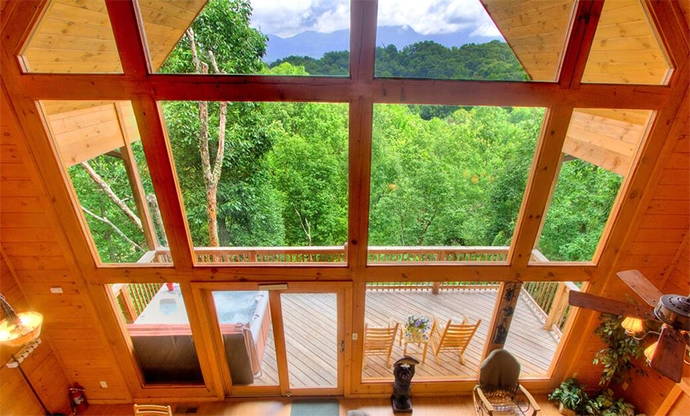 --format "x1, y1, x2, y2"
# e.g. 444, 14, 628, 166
68, 383, 88, 414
